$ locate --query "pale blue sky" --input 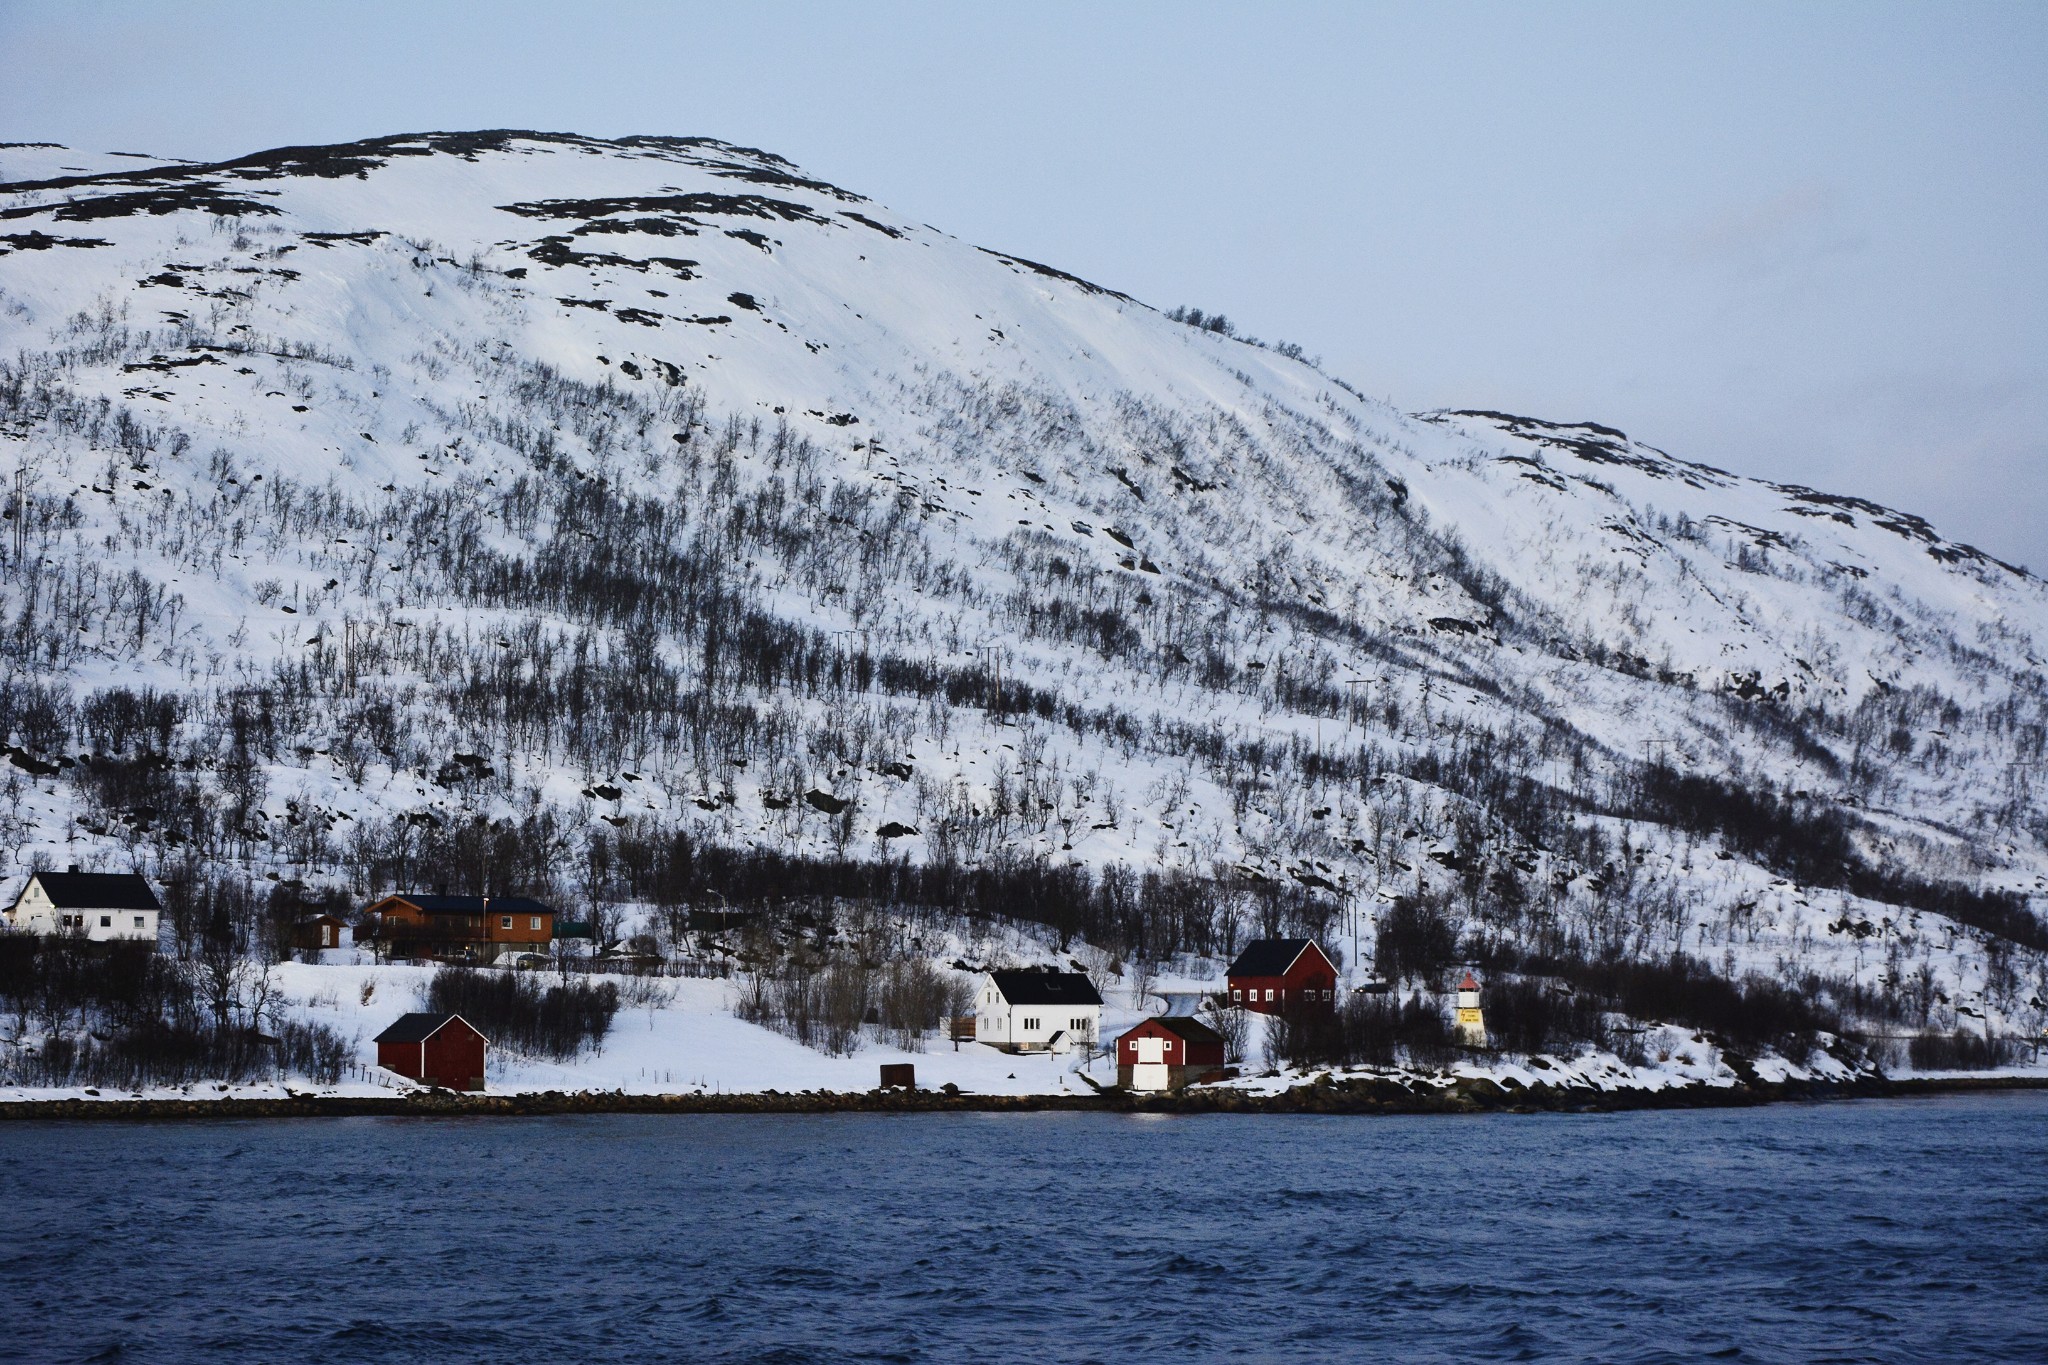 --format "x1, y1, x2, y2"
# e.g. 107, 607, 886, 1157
4, 2, 2044, 567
